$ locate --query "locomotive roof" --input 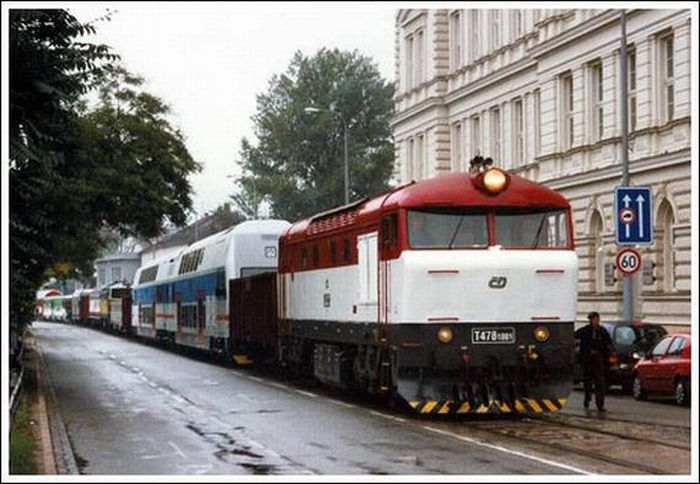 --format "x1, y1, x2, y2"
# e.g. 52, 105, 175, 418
284, 171, 569, 240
